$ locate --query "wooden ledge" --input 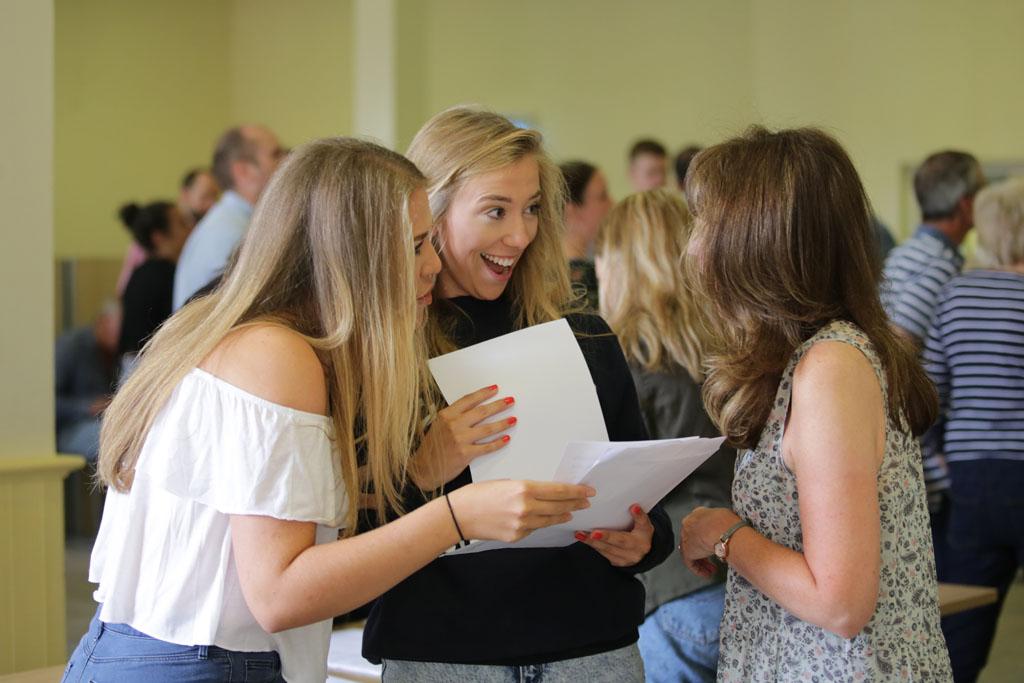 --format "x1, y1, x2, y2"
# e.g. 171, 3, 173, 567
0, 454, 85, 478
